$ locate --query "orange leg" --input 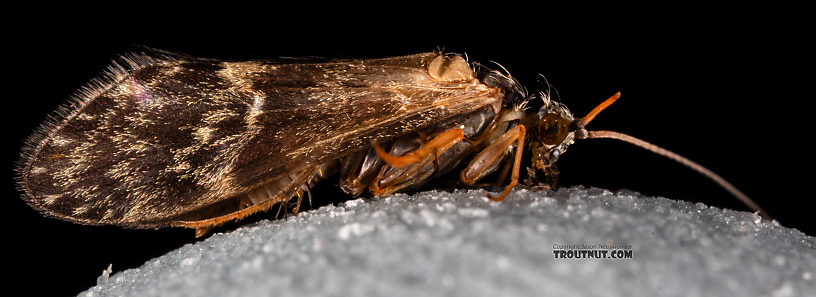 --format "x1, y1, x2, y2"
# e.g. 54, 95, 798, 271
460, 125, 526, 201
292, 188, 304, 216
276, 189, 307, 220
372, 128, 466, 167
370, 147, 442, 196
172, 197, 283, 237
172, 167, 317, 237
370, 128, 466, 195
